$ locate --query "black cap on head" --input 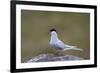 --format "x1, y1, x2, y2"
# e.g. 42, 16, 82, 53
49, 28, 56, 32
